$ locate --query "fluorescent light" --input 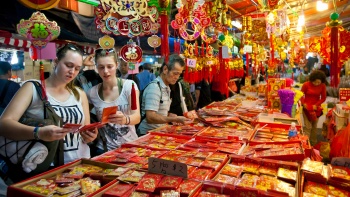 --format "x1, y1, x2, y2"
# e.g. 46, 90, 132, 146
317, 0, 328, 11
297, 25, 303, 32
11, 51, 18, 64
